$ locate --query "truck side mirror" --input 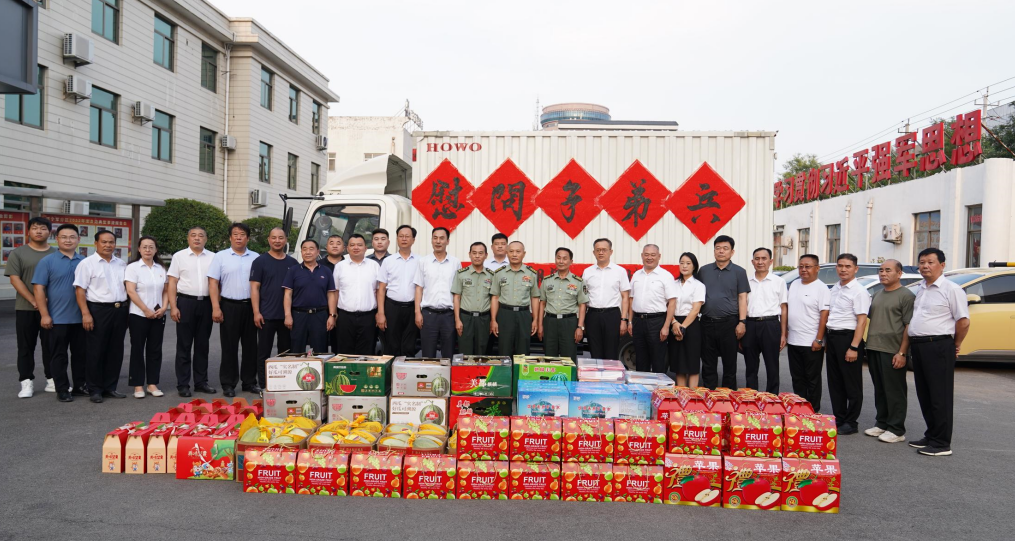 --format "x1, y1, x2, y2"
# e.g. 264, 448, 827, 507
966, 294, 982, 305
